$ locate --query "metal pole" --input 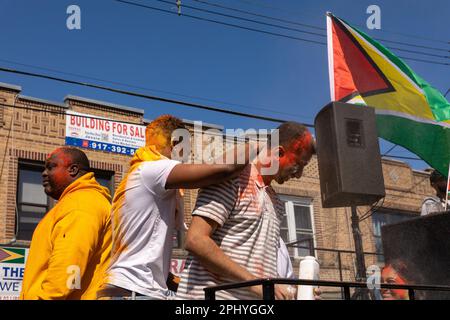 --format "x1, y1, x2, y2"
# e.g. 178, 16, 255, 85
262, 281, 275, 300
337, 251, 343, 282
337, 251, 344, 298
343, 286, 351, 300
408, 289, 415, 300
351, 206, 369, 300
204, 289, 216, 300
